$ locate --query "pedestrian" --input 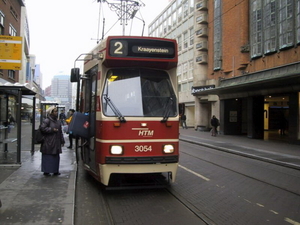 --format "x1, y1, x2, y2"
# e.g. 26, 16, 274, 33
40, 106, 65, 176
59, 109, 66, 125
211, 115, 220, 136
279, 113, 288, 135
181, 114, 188, 129
65, 109, 75, 149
